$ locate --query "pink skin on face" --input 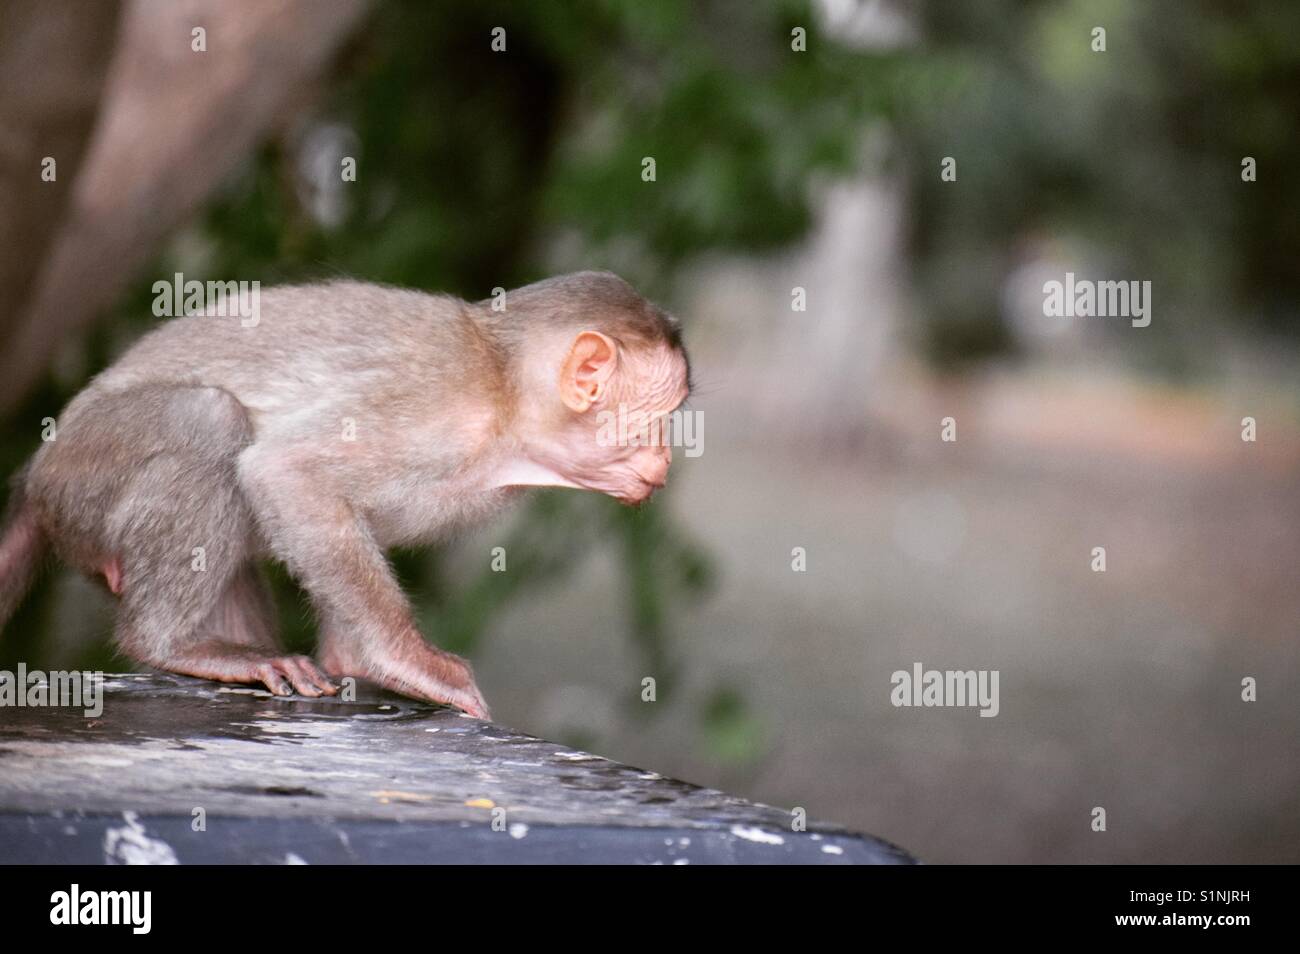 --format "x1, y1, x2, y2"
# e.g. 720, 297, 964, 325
496, 342, 689, 505
556, 344, 688, 503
